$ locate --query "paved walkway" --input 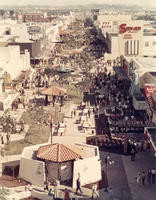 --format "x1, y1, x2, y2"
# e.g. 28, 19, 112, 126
1, 98, 156, 200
